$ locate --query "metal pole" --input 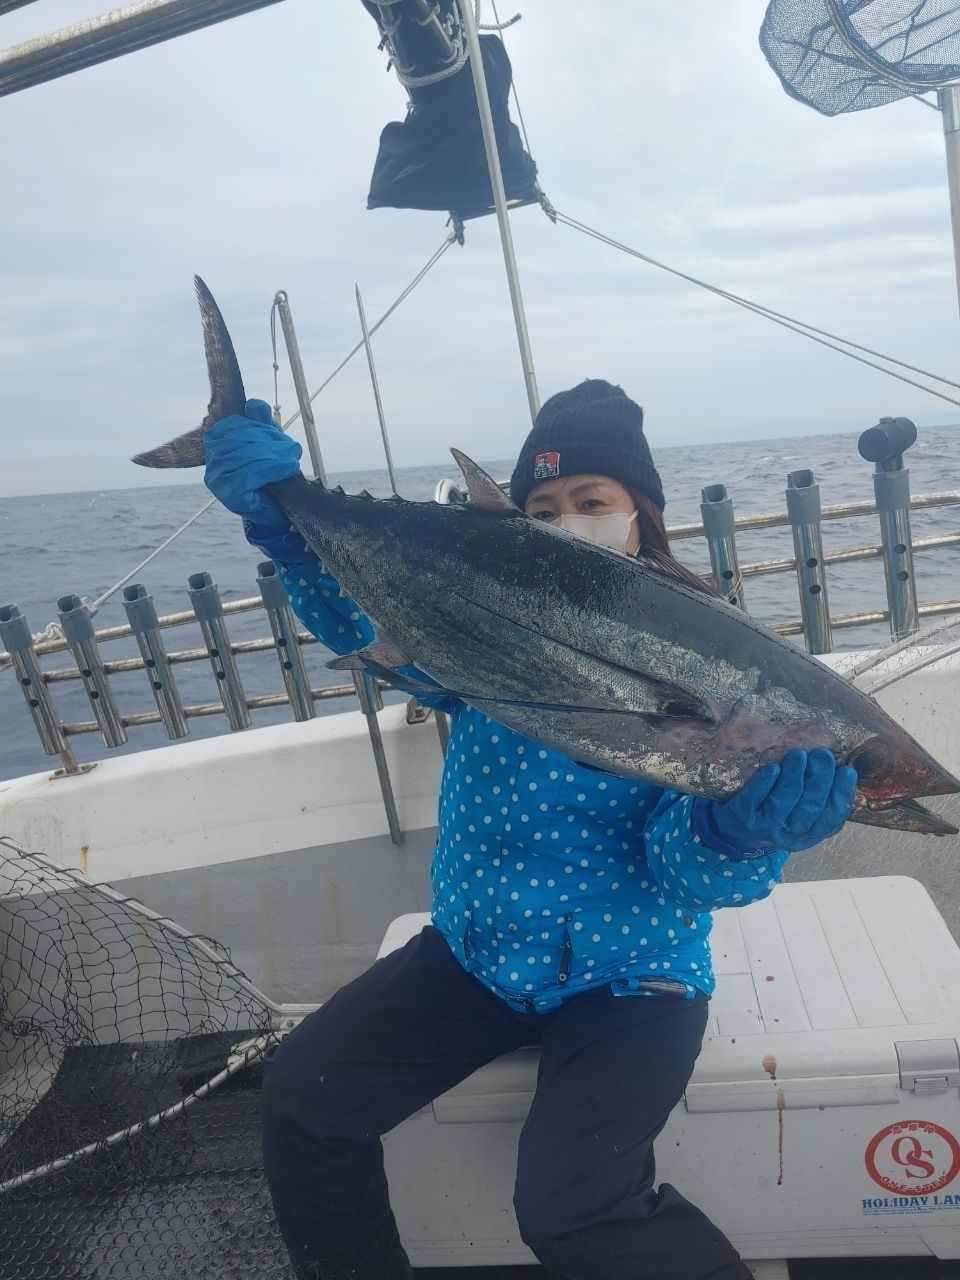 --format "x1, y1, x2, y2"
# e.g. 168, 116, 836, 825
355, 284, 399, 494
122, 584, 189, 739
785, 470, 833, 654
858, 416, 920, 641
57, 595, 129, 747
256, 561, 316, 721
0, 0, 287, 98
0, 603, 78, 771
940, 85, 960, 318
456, 0, 539, 423
274, 291, 327, 486
699, 484, 746, 611
187, 573, 251, 731
353, 670, 404, 847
